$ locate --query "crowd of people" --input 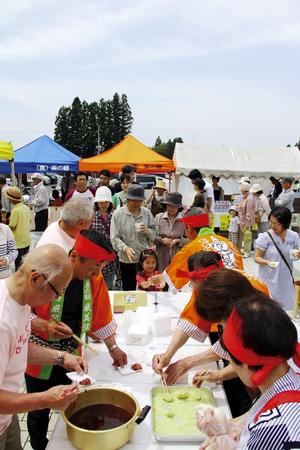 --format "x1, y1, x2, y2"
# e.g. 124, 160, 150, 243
0, 166, 299, 450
